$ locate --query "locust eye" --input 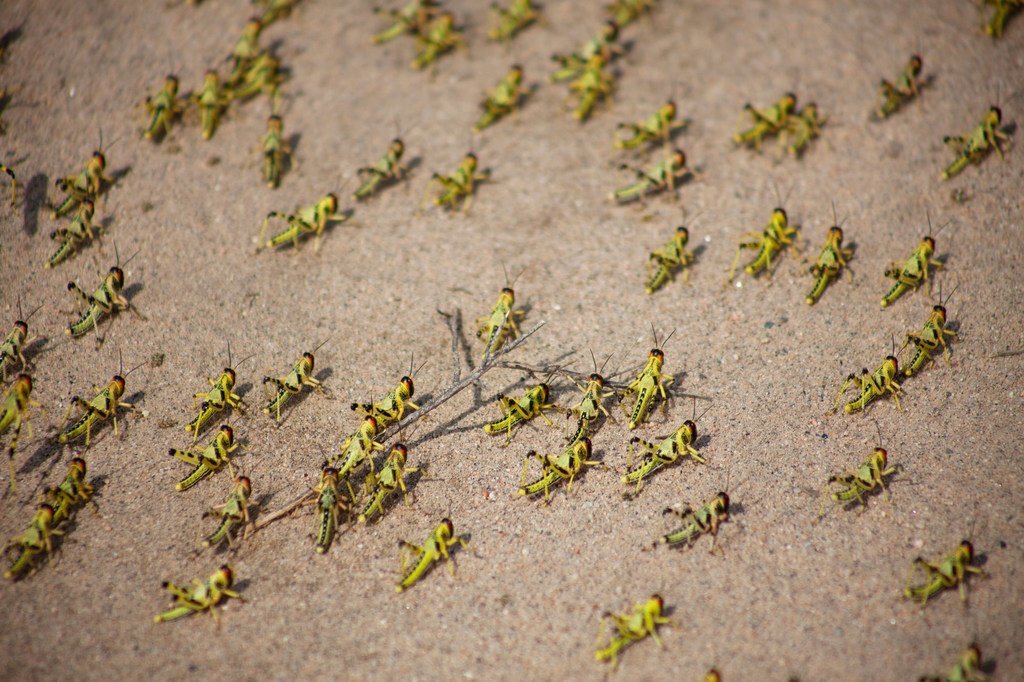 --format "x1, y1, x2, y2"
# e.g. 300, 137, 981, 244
651, 349, 664, 359
302, 352, 315, 366
589, 373, 602, 384
323, 466, 338, 476
269, 114, 282, 124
